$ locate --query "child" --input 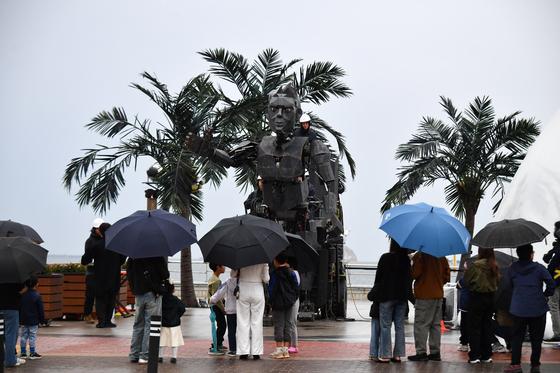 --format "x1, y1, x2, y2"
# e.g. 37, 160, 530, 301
159, 281, 186, 364
19, 276, 45, 359
367, 284, 380, 361
207, 263, 226, 354
456, 265, 470, 352
210, 269, 238, 357
287, 258, 300, 354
